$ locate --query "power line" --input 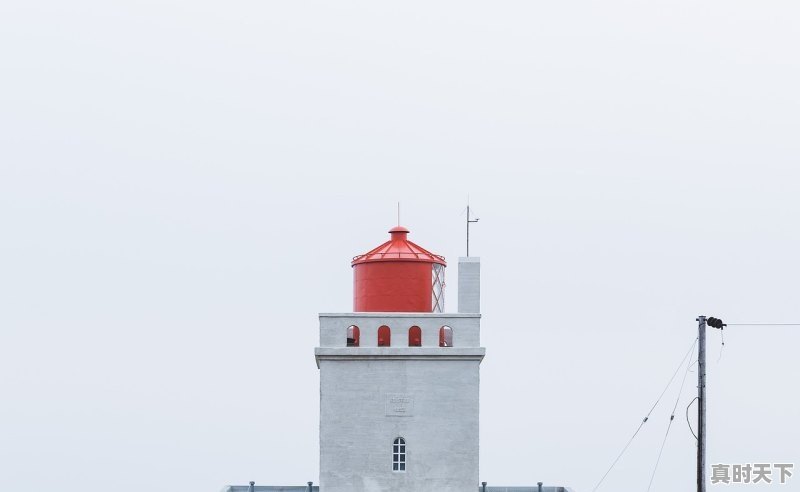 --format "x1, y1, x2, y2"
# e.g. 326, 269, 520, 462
645, 338, 699, 417
726, 323, 800, 326
646, 342, 696, 492
590, 337, 698, 492
686, 397, 698, 440
589, 421, 646, 492
646, 400, 679, 491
